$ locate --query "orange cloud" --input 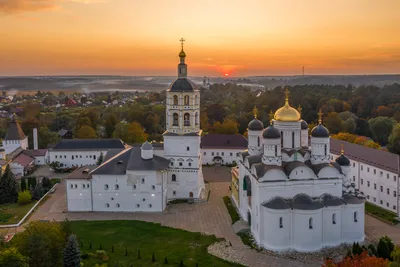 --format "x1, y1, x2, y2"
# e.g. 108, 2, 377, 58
0, 0, 105, 13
